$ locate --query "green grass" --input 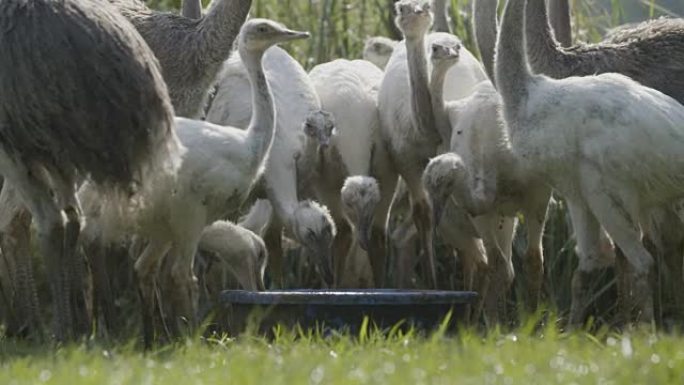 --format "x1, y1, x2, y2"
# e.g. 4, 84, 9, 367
2, 324, 684, 384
